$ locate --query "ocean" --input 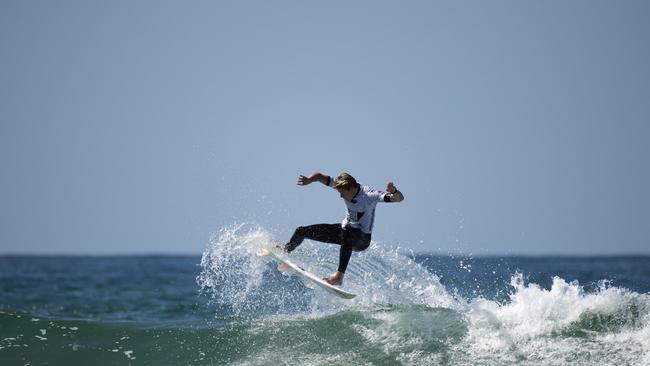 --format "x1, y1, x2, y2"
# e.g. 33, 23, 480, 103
1, 226, 649, 365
